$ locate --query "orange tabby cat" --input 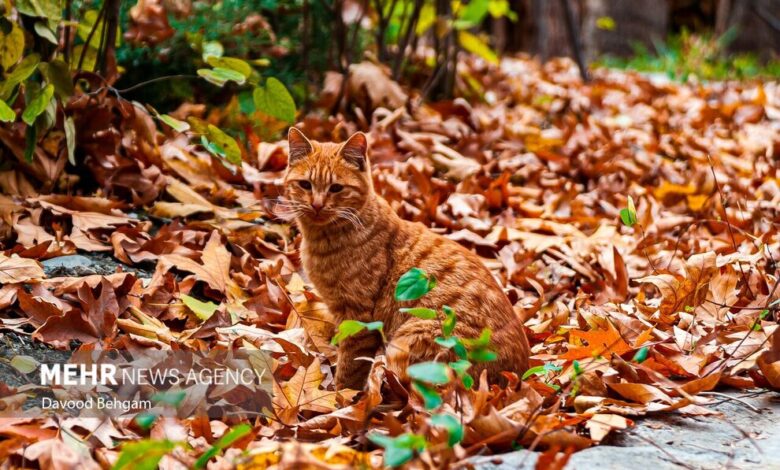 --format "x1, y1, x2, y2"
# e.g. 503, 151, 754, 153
283, 127, 530, 389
